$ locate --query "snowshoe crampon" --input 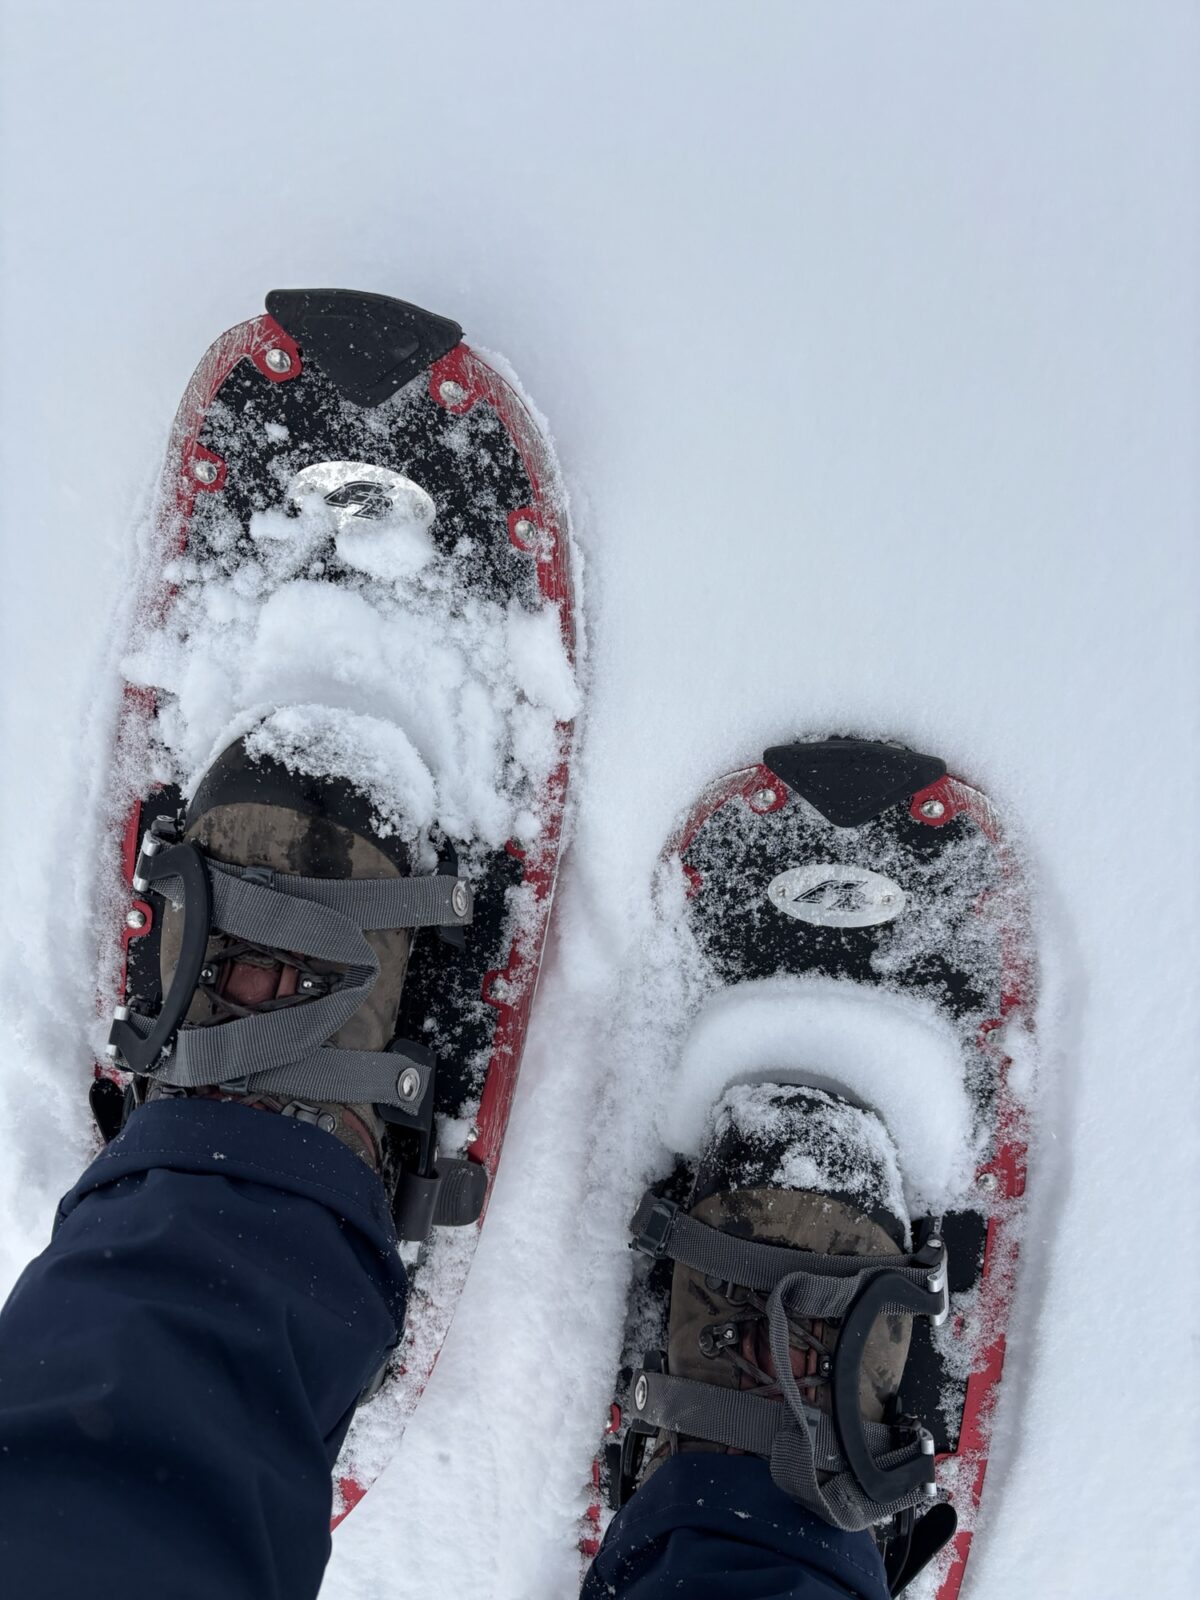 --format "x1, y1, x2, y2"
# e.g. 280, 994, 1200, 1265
92, 289, 576, 1525
587, 738, 1034, 1600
